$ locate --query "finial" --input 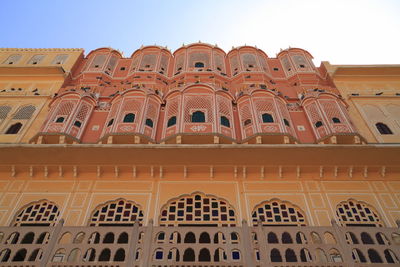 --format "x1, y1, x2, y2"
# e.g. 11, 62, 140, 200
140, 44, 144, 49
182, 43, 185, 46
199, 40, 201, 43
